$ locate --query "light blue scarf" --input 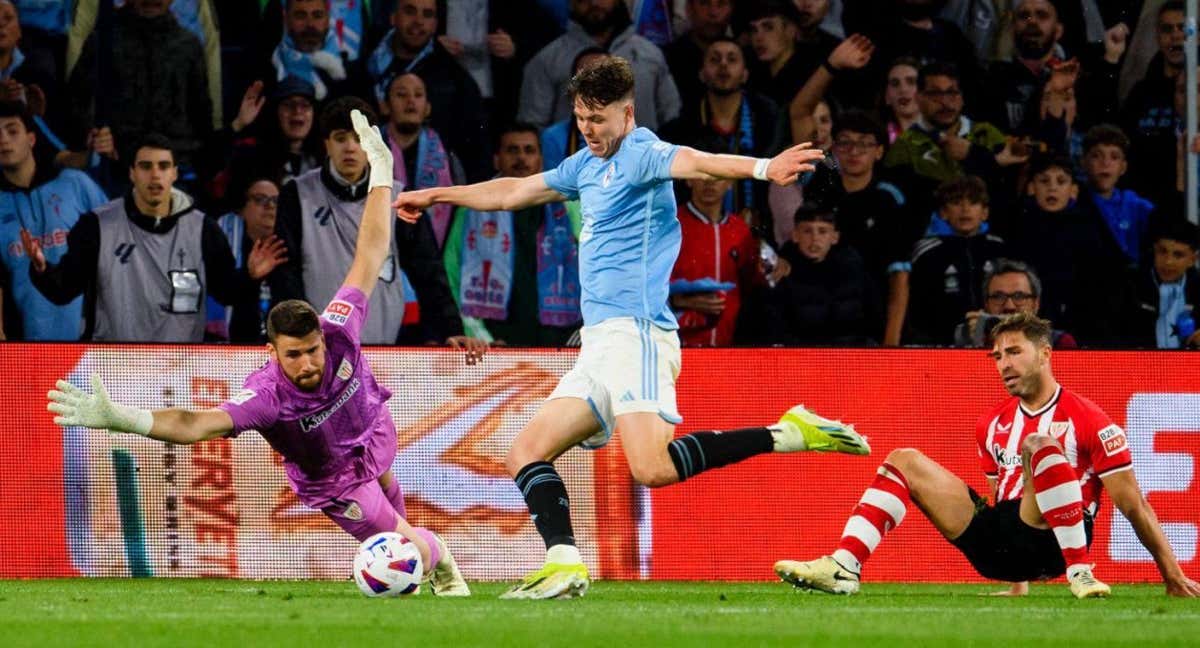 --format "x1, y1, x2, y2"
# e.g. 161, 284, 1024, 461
271, 32, 347, 100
